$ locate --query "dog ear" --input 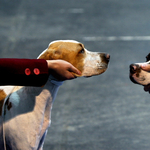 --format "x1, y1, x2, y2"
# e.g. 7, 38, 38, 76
146, 53, 150, 62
